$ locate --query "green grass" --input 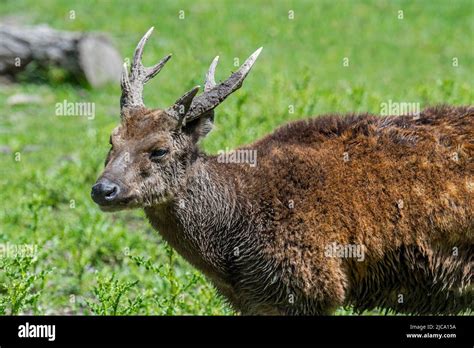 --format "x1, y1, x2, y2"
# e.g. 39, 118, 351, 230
0, 0, 472, 315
